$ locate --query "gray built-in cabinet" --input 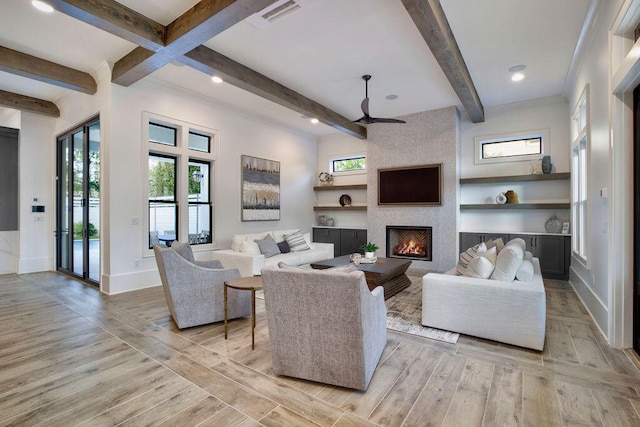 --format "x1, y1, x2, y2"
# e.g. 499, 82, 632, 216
313, 227, 367, 257
459, 232, 570, 280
